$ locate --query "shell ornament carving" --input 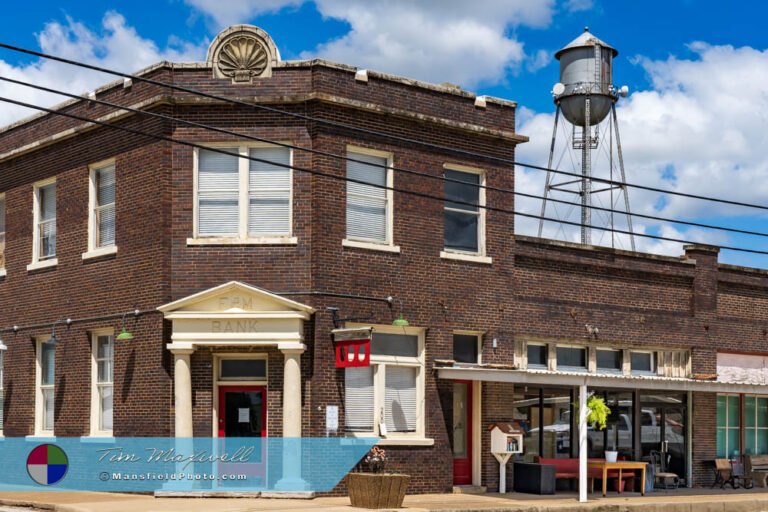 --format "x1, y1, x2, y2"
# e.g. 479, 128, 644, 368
217, 36, 268, 82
